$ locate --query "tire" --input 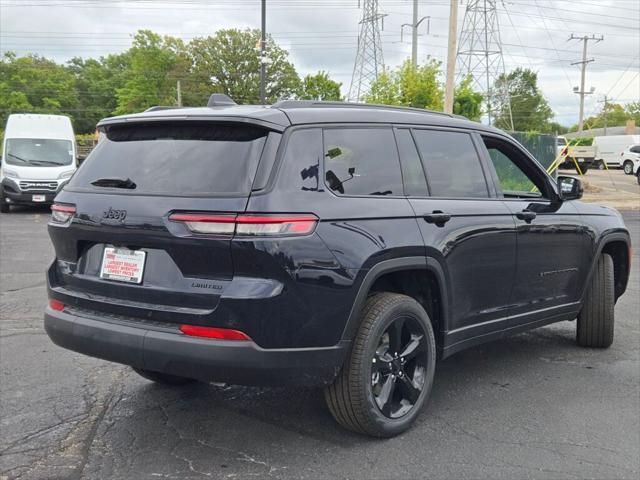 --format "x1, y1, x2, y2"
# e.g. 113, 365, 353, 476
0, 201, 9, 213
623, 161, 633, 175
577, 253, 615, 348
597, 161, 605, 170
636, 172, 640, 185
573, 162, 588, 174
132, 367, 198, 385
324, 292, 436, 437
